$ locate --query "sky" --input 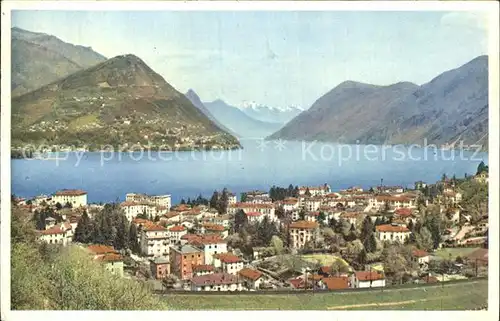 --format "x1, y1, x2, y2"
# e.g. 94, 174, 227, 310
12, 10, 489, 109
